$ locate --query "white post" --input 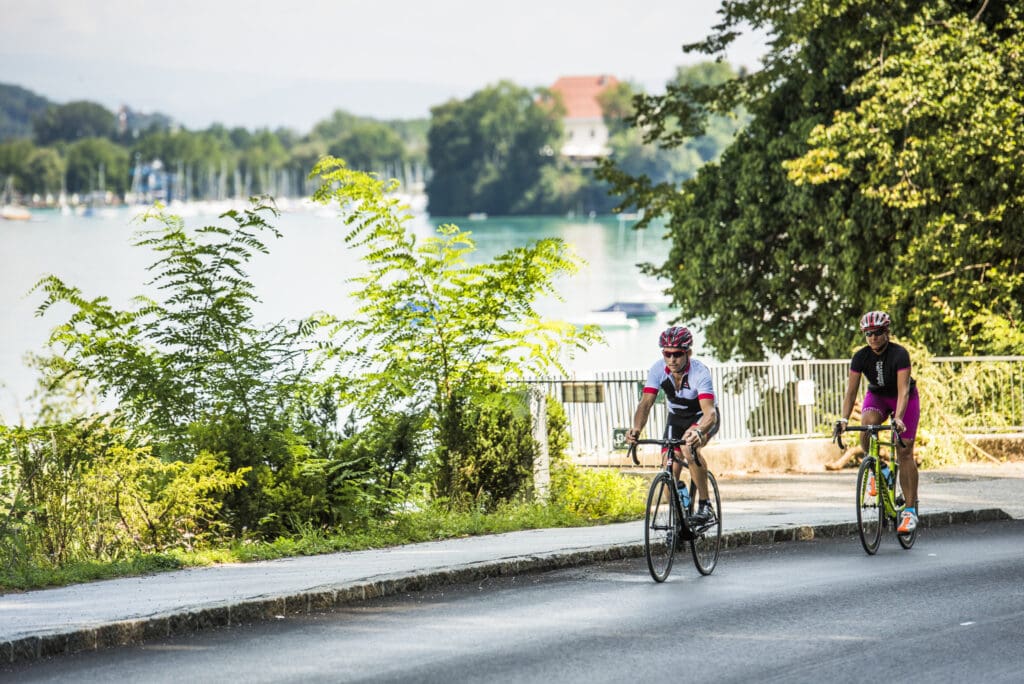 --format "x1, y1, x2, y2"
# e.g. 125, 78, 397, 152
531, 388, 550, 501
